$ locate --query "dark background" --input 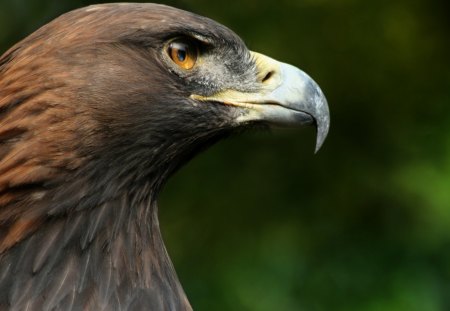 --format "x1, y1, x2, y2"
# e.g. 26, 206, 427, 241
1, 0, 449, 310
